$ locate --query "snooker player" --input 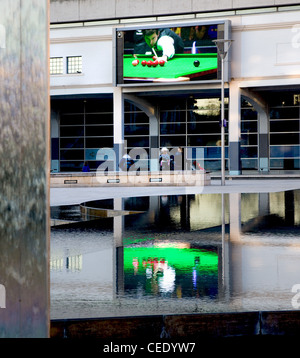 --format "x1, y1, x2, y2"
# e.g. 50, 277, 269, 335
139, 28, 184, 62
